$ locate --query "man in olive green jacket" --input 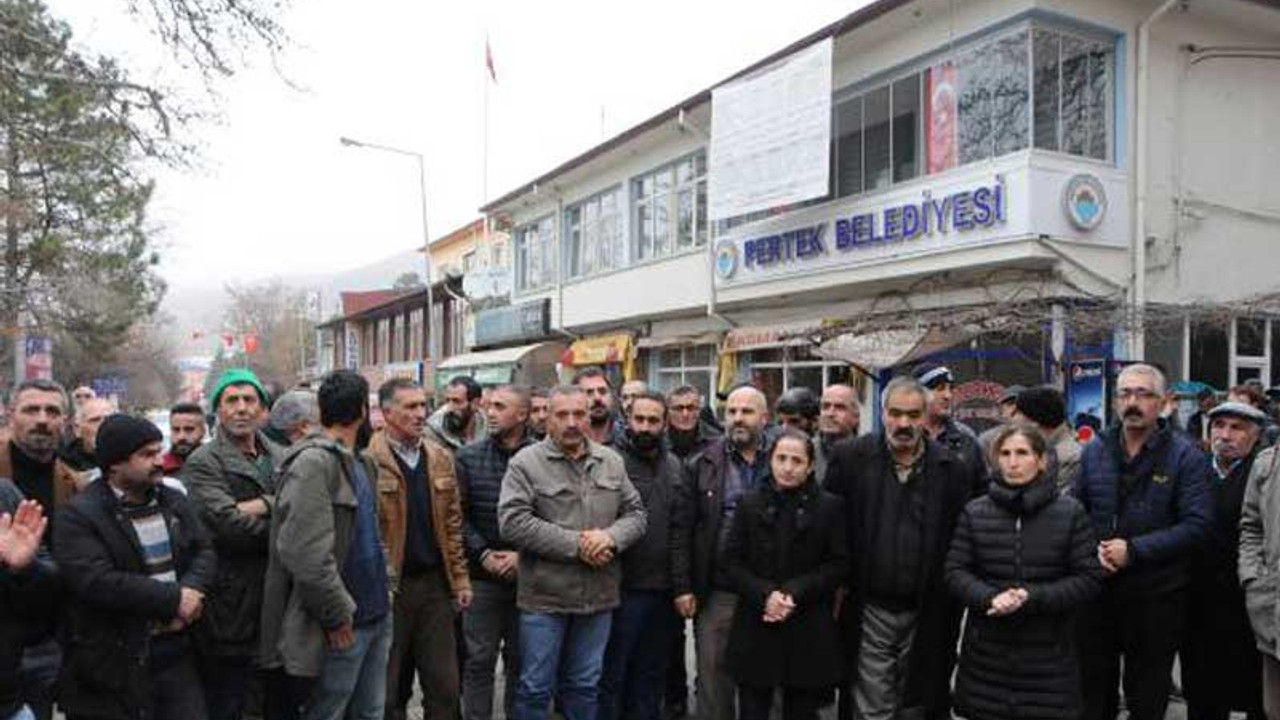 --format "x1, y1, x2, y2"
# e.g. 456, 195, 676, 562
498, 385, 645, 720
